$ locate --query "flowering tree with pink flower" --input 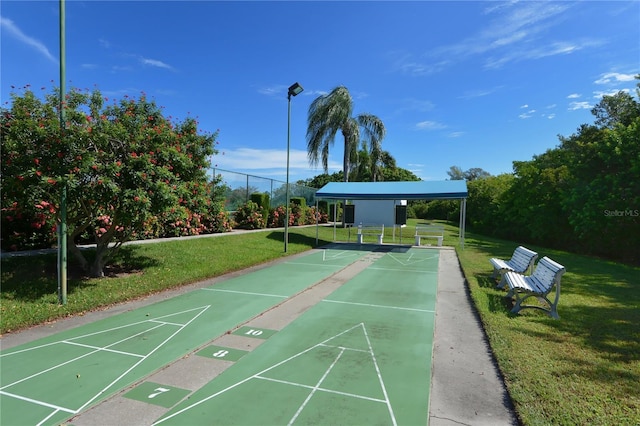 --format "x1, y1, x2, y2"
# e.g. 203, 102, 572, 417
1, 86, 228, 277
